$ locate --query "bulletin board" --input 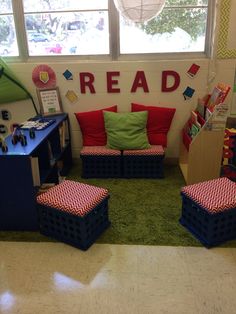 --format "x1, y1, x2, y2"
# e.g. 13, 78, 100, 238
217, 0, 236, 58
